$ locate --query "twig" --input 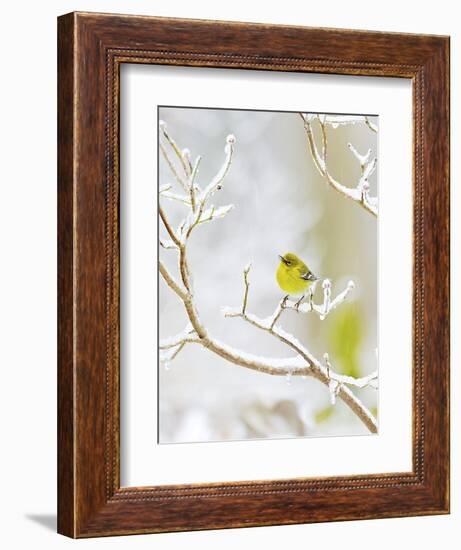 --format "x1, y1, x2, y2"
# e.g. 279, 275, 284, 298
159, 120, 190, 182
299, 113, 378, 217
159, 260, 187, 301
242, 263, 251, 314
160, 239, 178, 250
270, 278, 355, 320
159, 143, 188, 191
159, 205, 180, 247
365, 116, 378, 133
